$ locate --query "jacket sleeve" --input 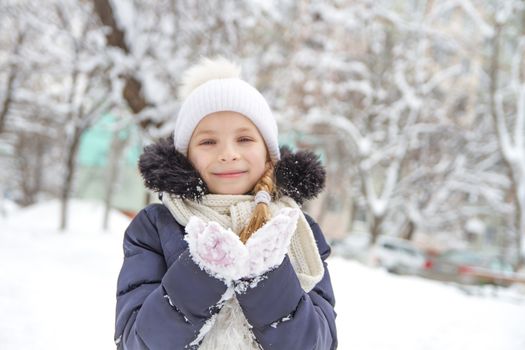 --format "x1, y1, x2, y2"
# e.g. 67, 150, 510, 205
235, 213, 338, 350
114, 205, 228, 350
